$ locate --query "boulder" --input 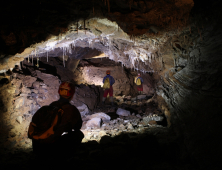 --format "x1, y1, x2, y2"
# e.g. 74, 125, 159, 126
142, 115, 164, 125
77, 103, 89, 116
86, 118, 102, 129
87, 112, 111, 121
23, 76, 37, 87
36, 70, 60, 88
72, 84, 100, 110
137, 95, 147, 100
116, 108, 130, 117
